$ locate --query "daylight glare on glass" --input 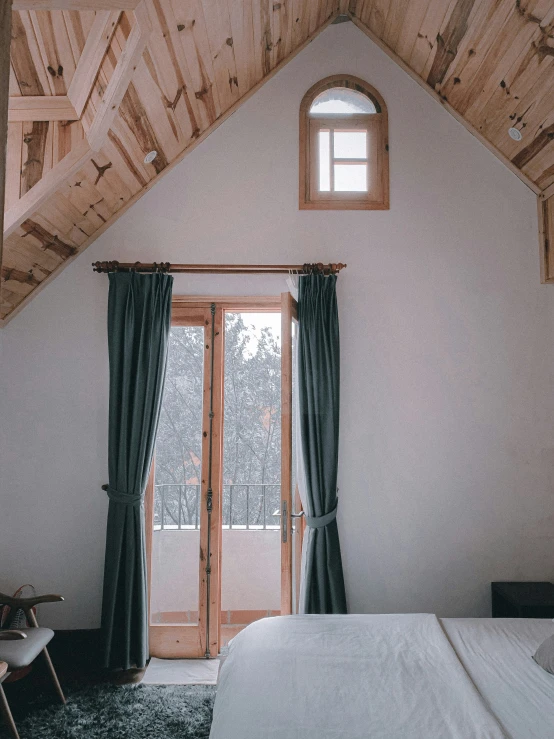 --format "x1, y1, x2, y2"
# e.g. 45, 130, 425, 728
310, 87, 376, 115
334, 131, 367, 159
334, 164, 367, 191
319, 129, 369, 192
319, 130, 331, 191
